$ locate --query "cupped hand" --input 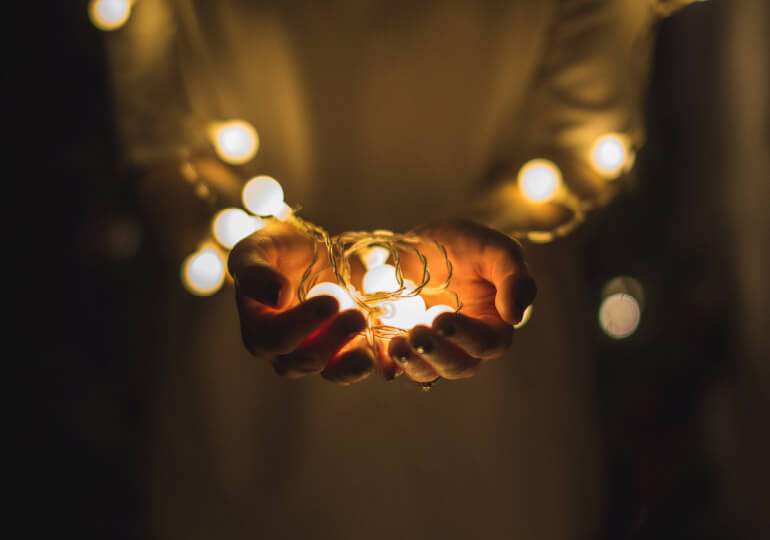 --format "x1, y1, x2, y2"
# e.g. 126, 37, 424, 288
387, 219, 536, 383
228, 221, 374, 384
